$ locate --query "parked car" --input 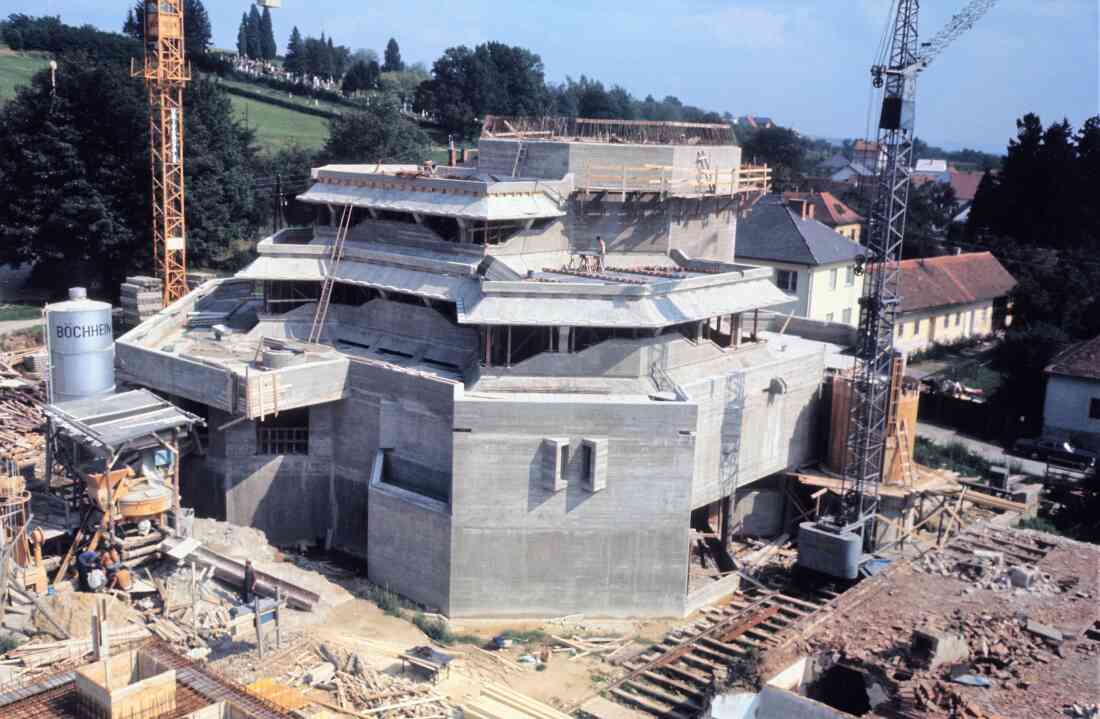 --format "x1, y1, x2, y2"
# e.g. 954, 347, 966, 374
1010, 437, 1098, 471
